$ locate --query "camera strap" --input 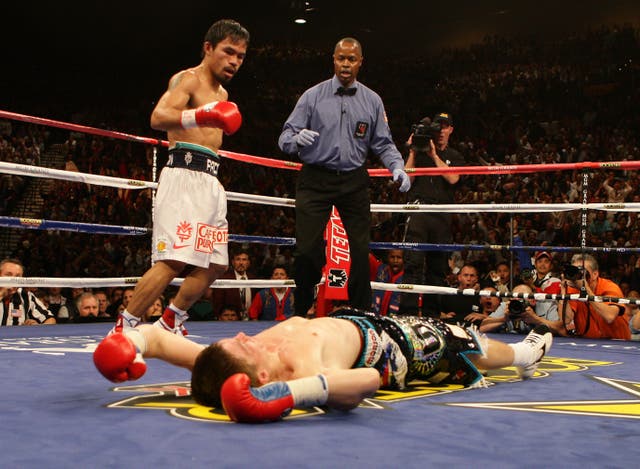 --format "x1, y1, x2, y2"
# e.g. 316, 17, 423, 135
579, 288, 594, 336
